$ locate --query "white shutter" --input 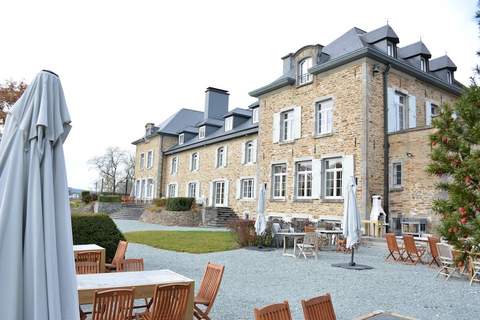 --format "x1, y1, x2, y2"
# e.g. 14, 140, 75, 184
425, 101, 432, 126
273, 112, 280, 143
224, 180, 229, 206
208, 182, 214, 206
252, 139, 257, 163
408, 95, 417, 128
293, 106, 302, 139
236, 179, 241, 199
387, 88, 396, 133
174, 183, 178, 197
223, 145, 228, 167
342, 155, 354, 198
241, 141, 246, 164
312, 159, 322, 199
196, 182, 201, 199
